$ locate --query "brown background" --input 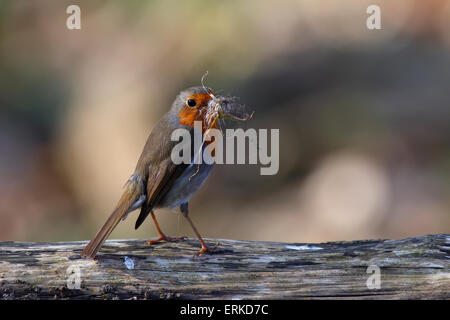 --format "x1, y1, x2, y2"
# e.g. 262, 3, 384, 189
1, 0, 449, 243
